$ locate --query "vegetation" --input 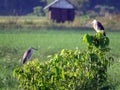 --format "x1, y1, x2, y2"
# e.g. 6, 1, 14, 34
13, 32, 113, 89
0, 16, 120, 31
33, 6, 45, 16
0, 0, 120, 15
0, 29, 120, 89
0, 0, 120, 89
0, 0, 47, 15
